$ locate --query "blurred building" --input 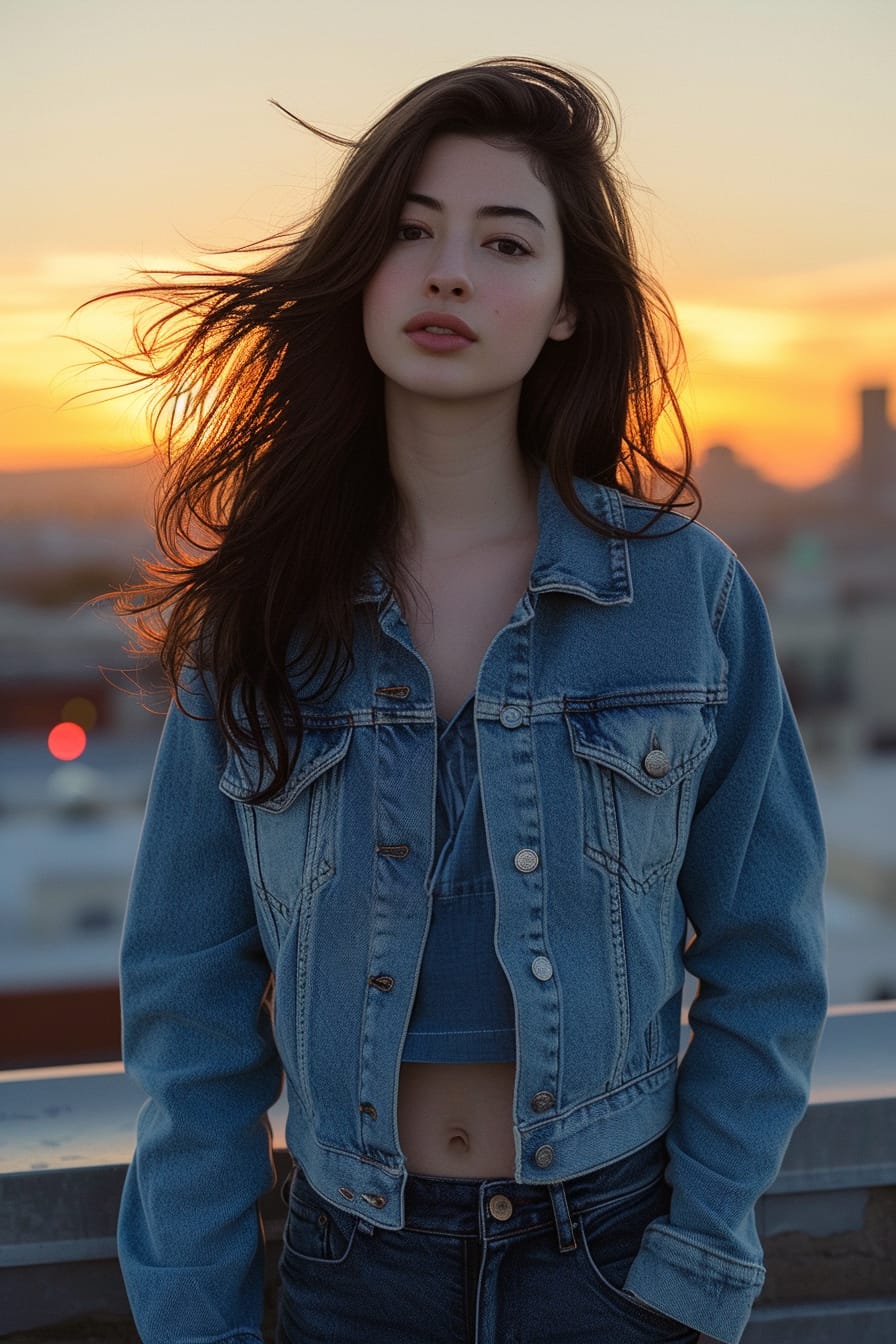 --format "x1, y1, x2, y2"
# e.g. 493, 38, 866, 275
695, 384, 896, 758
